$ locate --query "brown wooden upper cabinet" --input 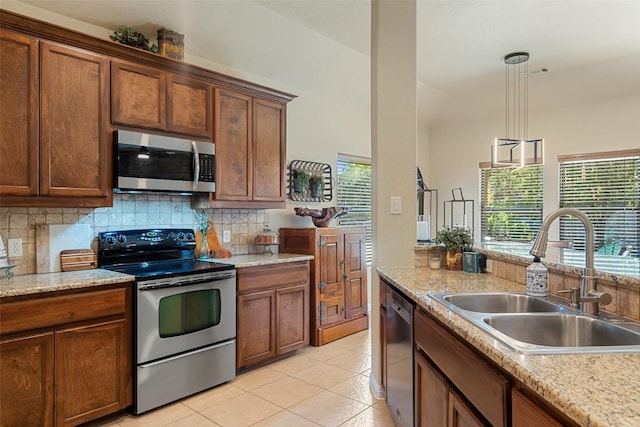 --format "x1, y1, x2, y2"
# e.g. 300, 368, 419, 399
0, 30, 112, 207
111, 60, 212, 139
211, 88, 286, 208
